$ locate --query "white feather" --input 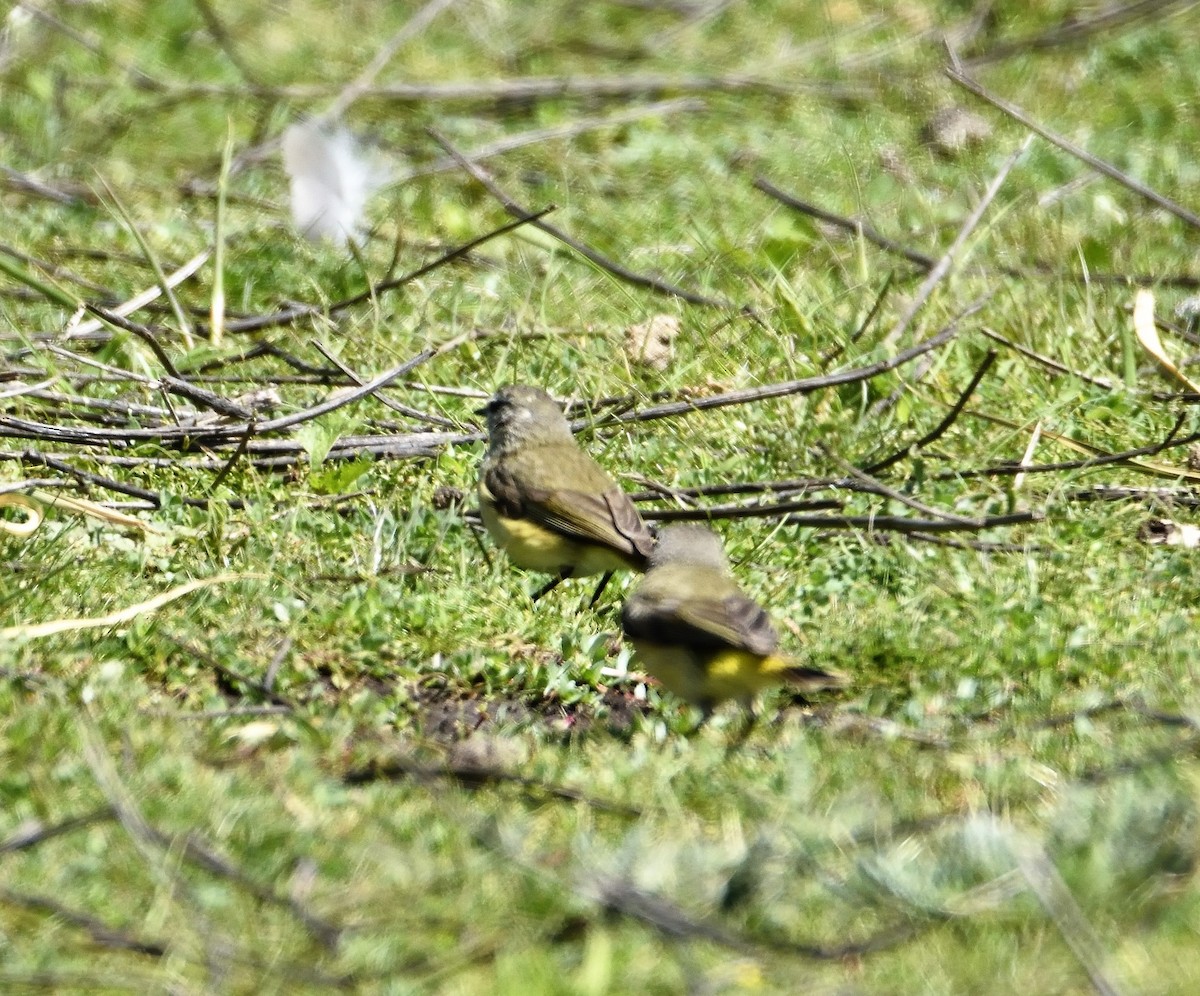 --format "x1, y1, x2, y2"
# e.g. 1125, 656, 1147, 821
281, 120, 389, 246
